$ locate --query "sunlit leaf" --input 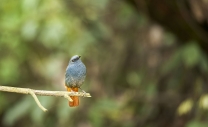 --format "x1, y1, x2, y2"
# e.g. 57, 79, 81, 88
199, 94, 208, 109
177, 99, 193, 115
